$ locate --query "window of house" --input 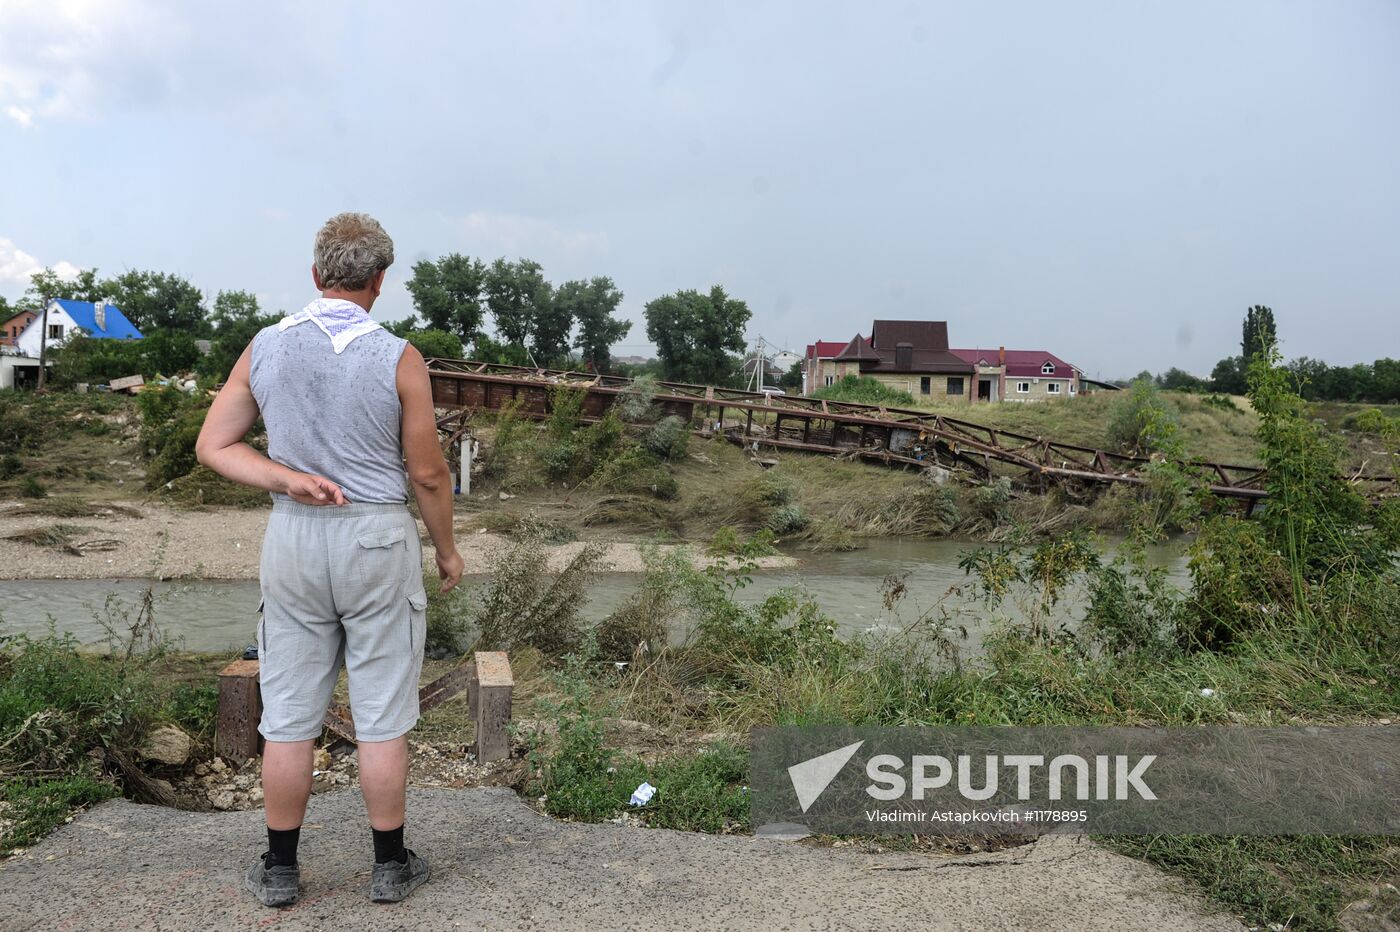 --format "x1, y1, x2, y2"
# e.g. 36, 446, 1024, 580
825, 375, 834, 386
1047, 382, 1061, 394
1016, 381, 1031, 393
48, 324, 64, 339
1069, 382, 1077, 395
946, 377, 964, 395
920, 376, 931, 394
1041, 361, 1056, 374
